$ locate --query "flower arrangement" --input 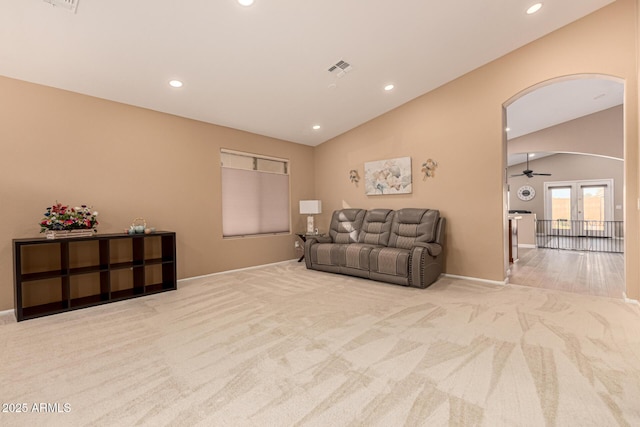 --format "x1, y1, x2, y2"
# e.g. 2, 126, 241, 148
39, 202, 99, 232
